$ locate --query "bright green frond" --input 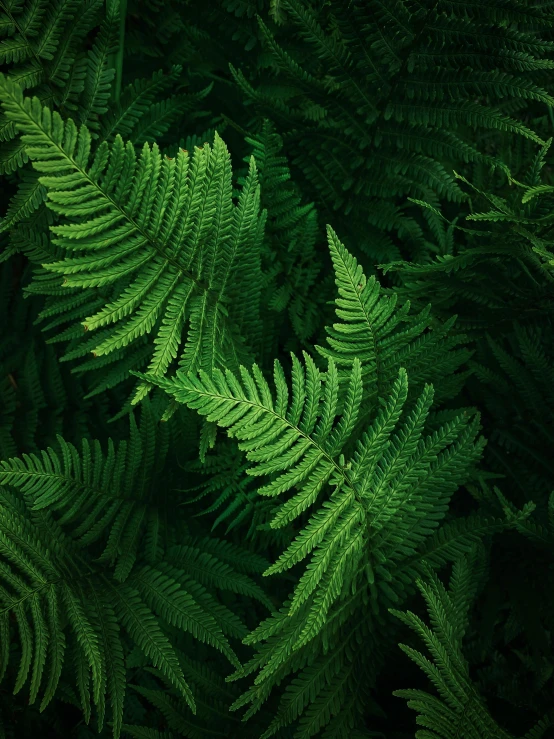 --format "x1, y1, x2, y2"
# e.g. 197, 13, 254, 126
0, 75, 265, 399
137, 348, 485, 726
